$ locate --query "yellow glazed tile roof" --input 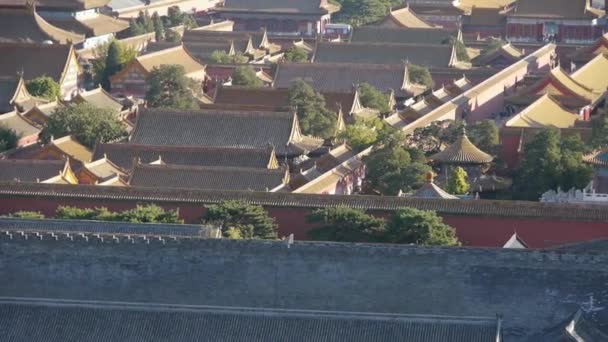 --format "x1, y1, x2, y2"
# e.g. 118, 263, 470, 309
506, 94, 579, 128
